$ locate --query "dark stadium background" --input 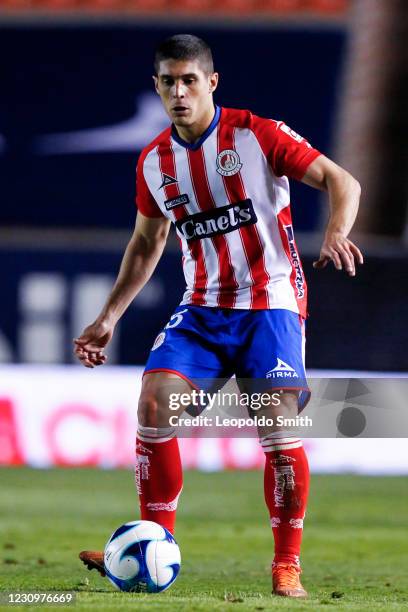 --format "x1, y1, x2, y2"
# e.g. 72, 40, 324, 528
0, 9, 406, 372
